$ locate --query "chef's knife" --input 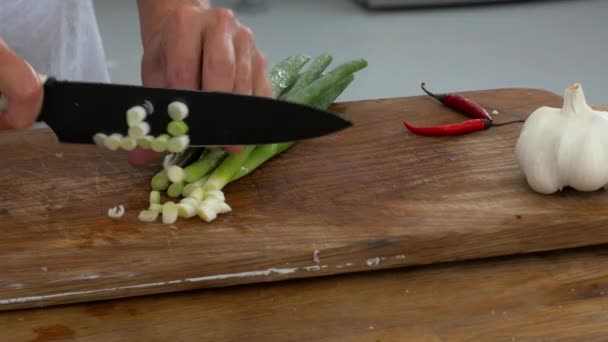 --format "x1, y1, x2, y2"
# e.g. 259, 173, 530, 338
0, 75, 352, 146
